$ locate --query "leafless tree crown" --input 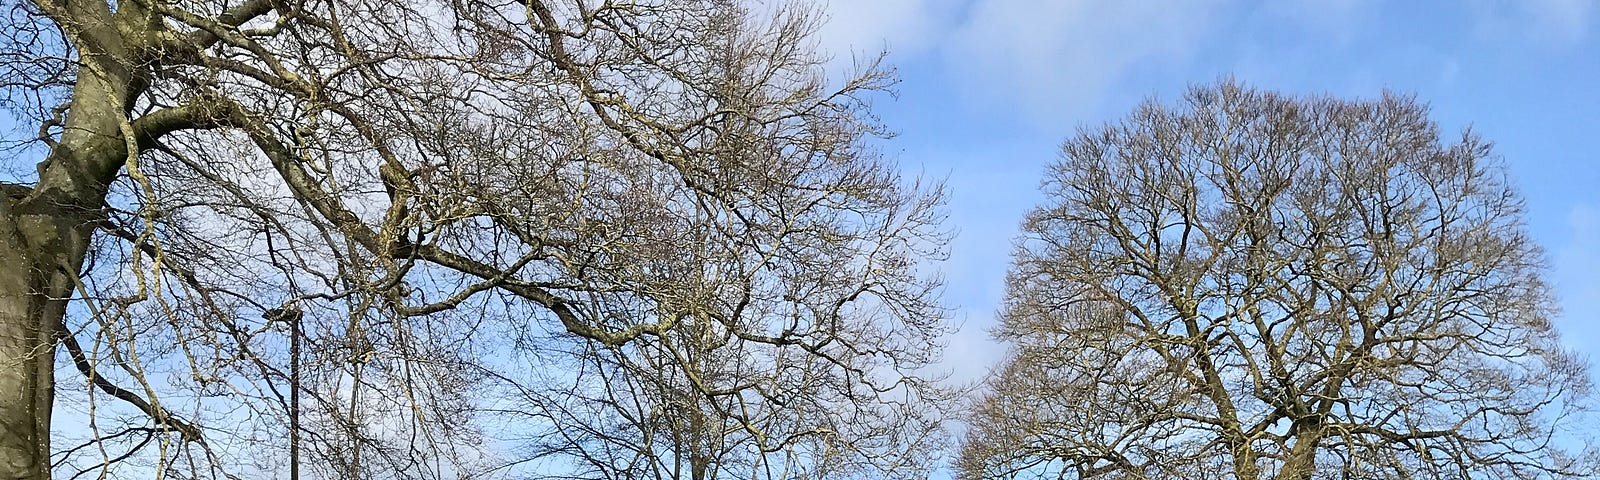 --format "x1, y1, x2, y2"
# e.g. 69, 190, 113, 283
960, 82, 1597, 480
